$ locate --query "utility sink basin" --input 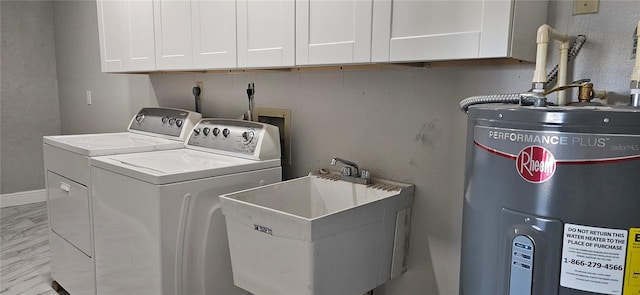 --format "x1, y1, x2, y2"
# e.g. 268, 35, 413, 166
220, 173, 414, 295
